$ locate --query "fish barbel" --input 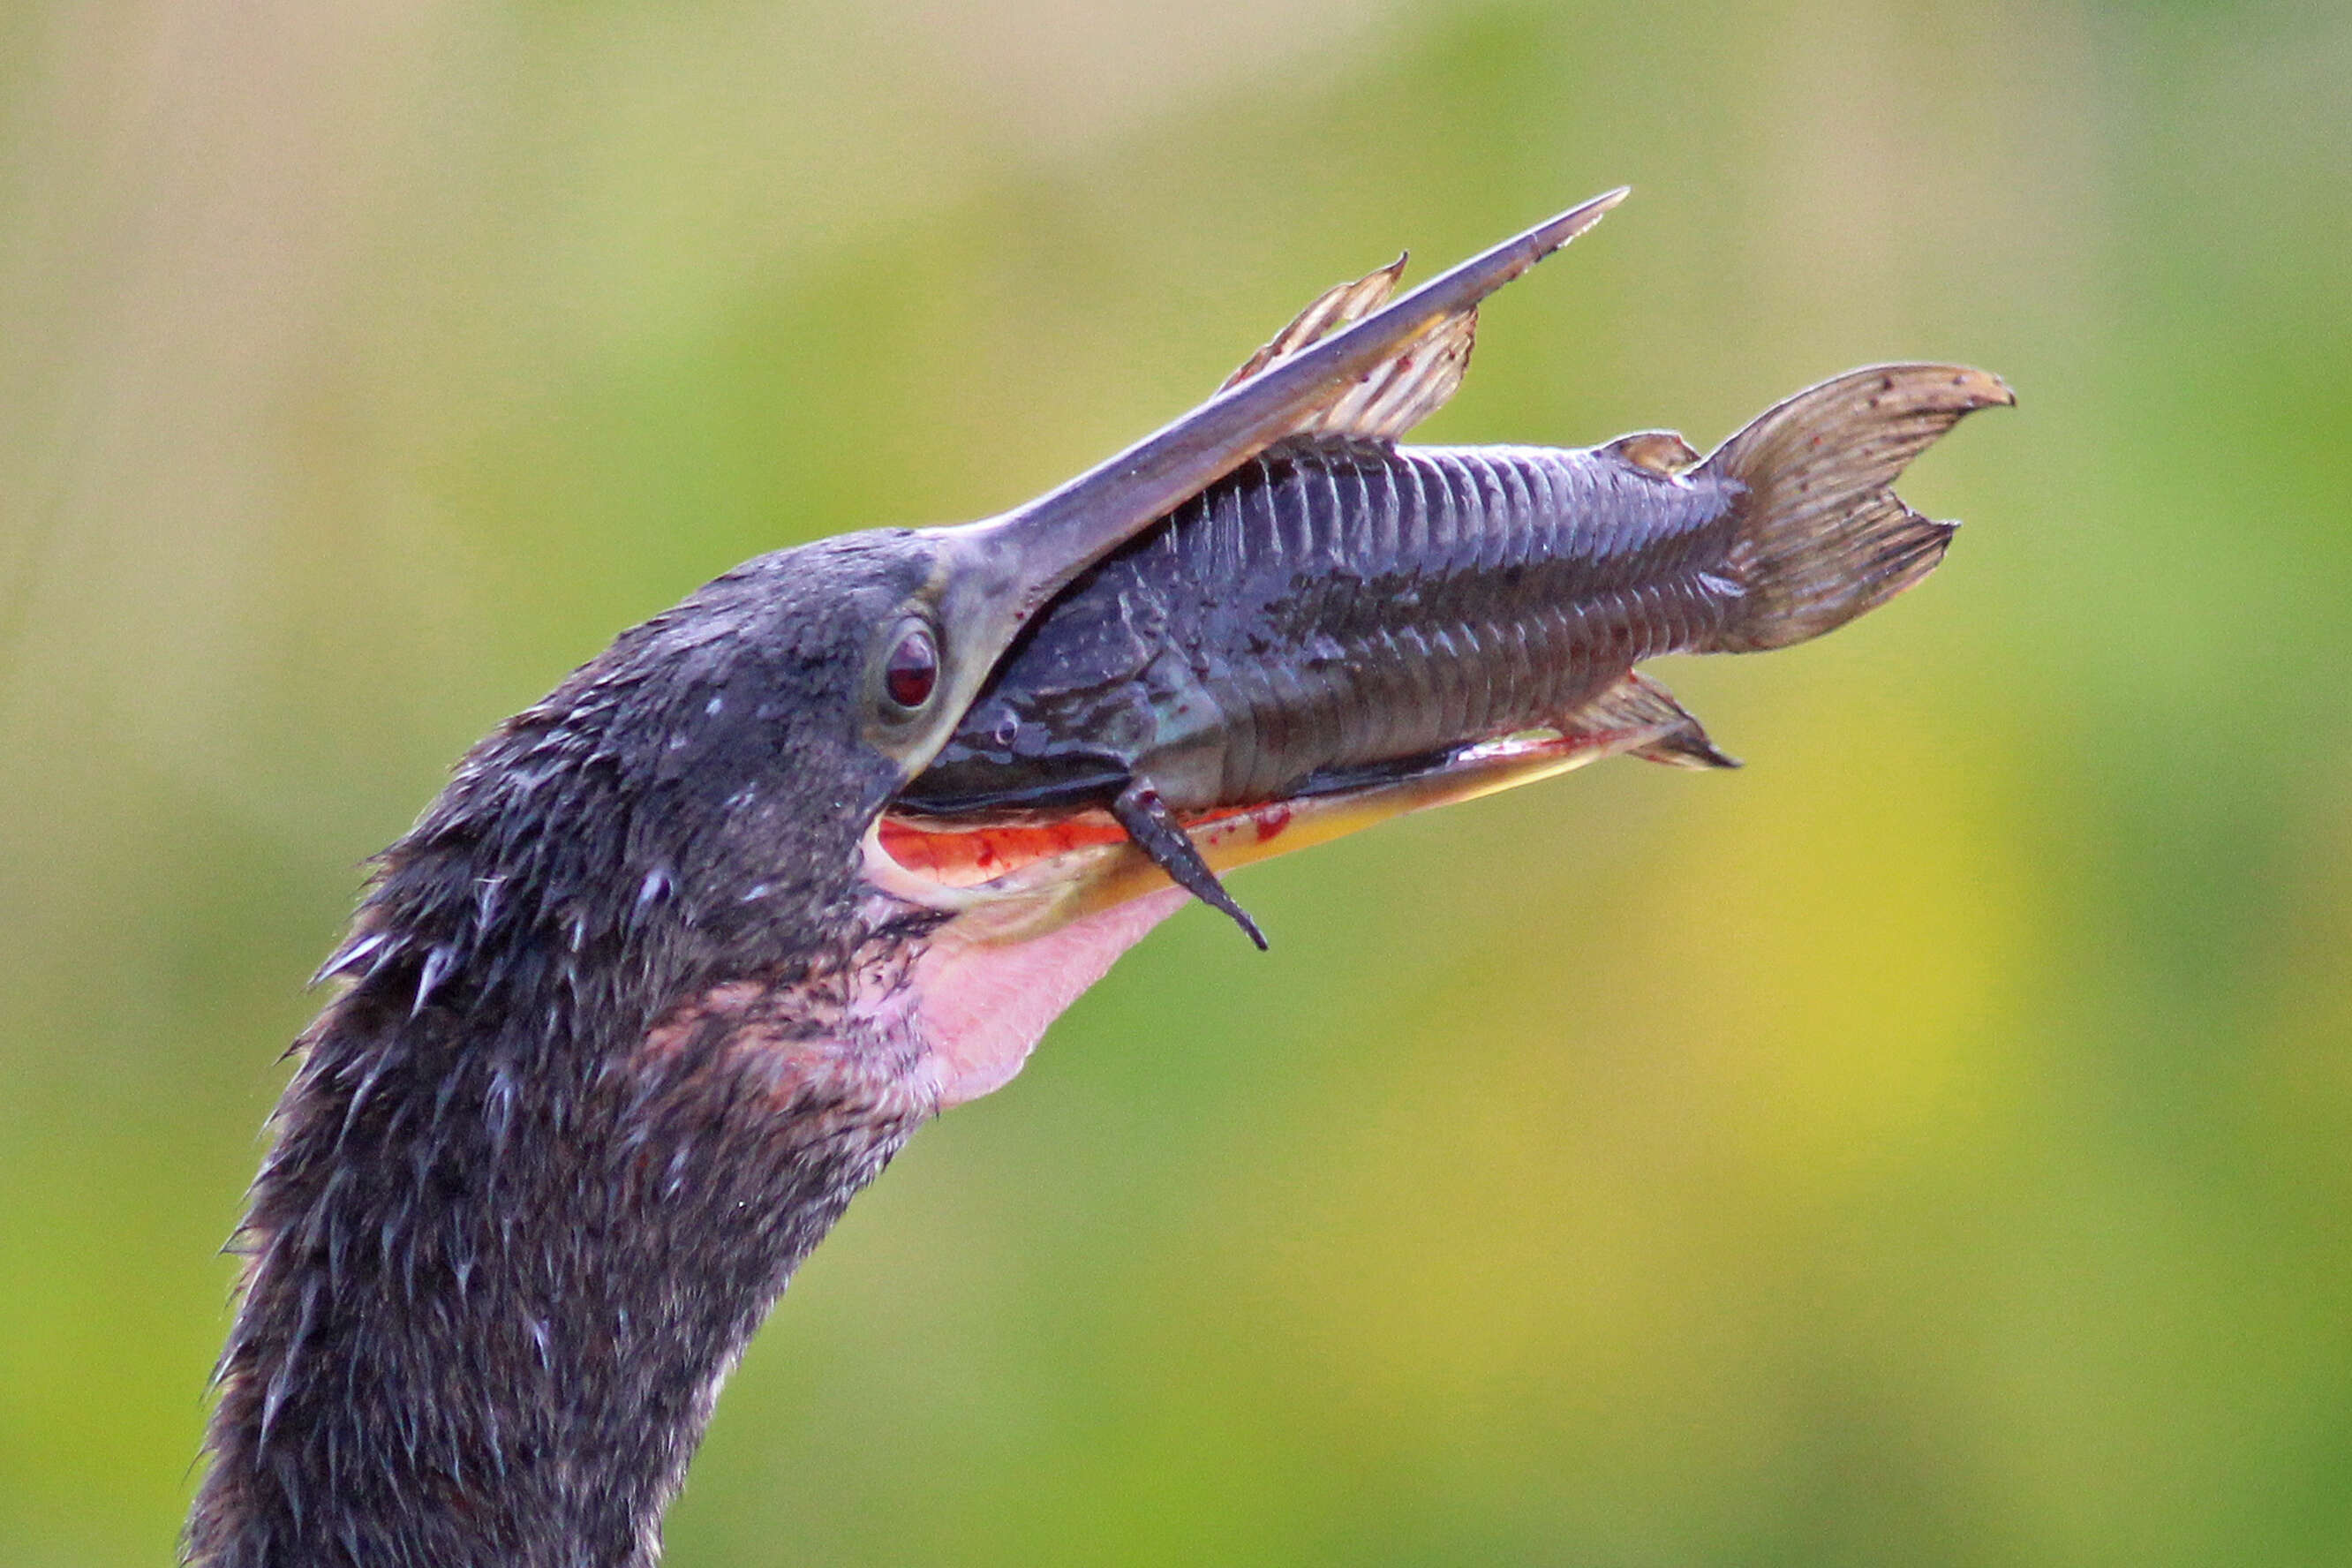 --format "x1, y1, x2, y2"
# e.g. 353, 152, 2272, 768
894, 215, 2011, 944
